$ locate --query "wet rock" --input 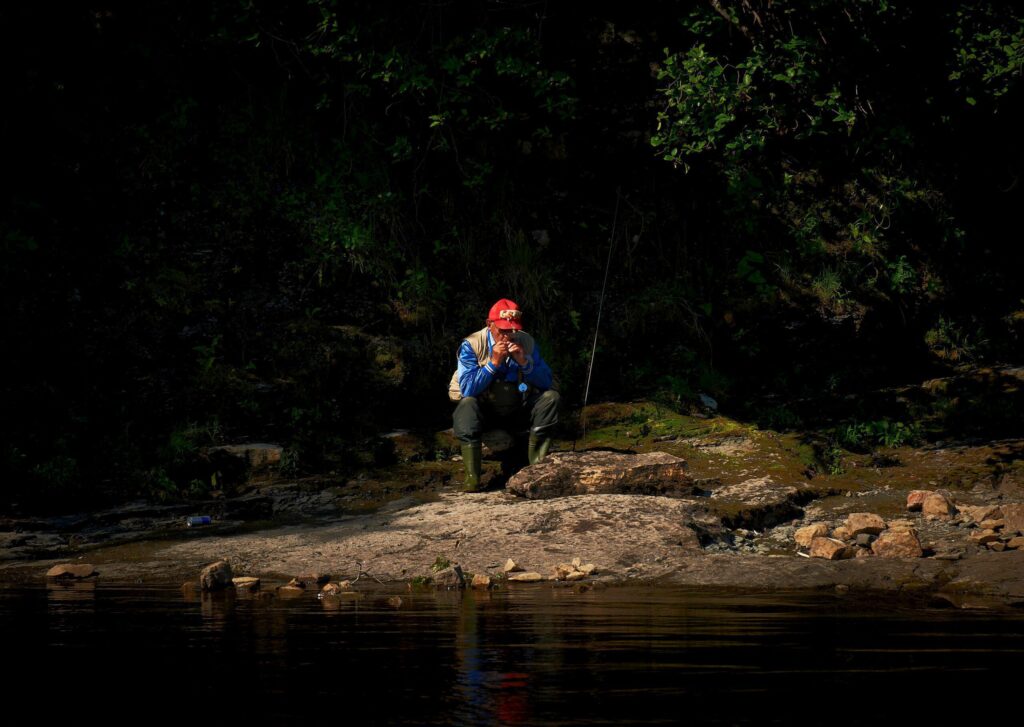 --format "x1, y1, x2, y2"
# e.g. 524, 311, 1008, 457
337, 580, 353, 590
923, 493, 957, 521
507, 451, 692, 499
321, 582, 342, 596
471, 574, 492, 589
845, 513, 886, 536
387, 596, 403, 608
433, 564, 465, 590
45, 563, 97, 579
298, 572, 330, 586
795, 523, 830, 548
200, 560, 233, 591
286, 577, 307, 589
871, 529, 923, 558
906, 490, 930, 511
810, 537, 853, 560
507, 572, 544, 583
1000, 504, 1024, 535
277, 585, 305, 597
503, 558, 523, 573
232, 576, 261, 591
